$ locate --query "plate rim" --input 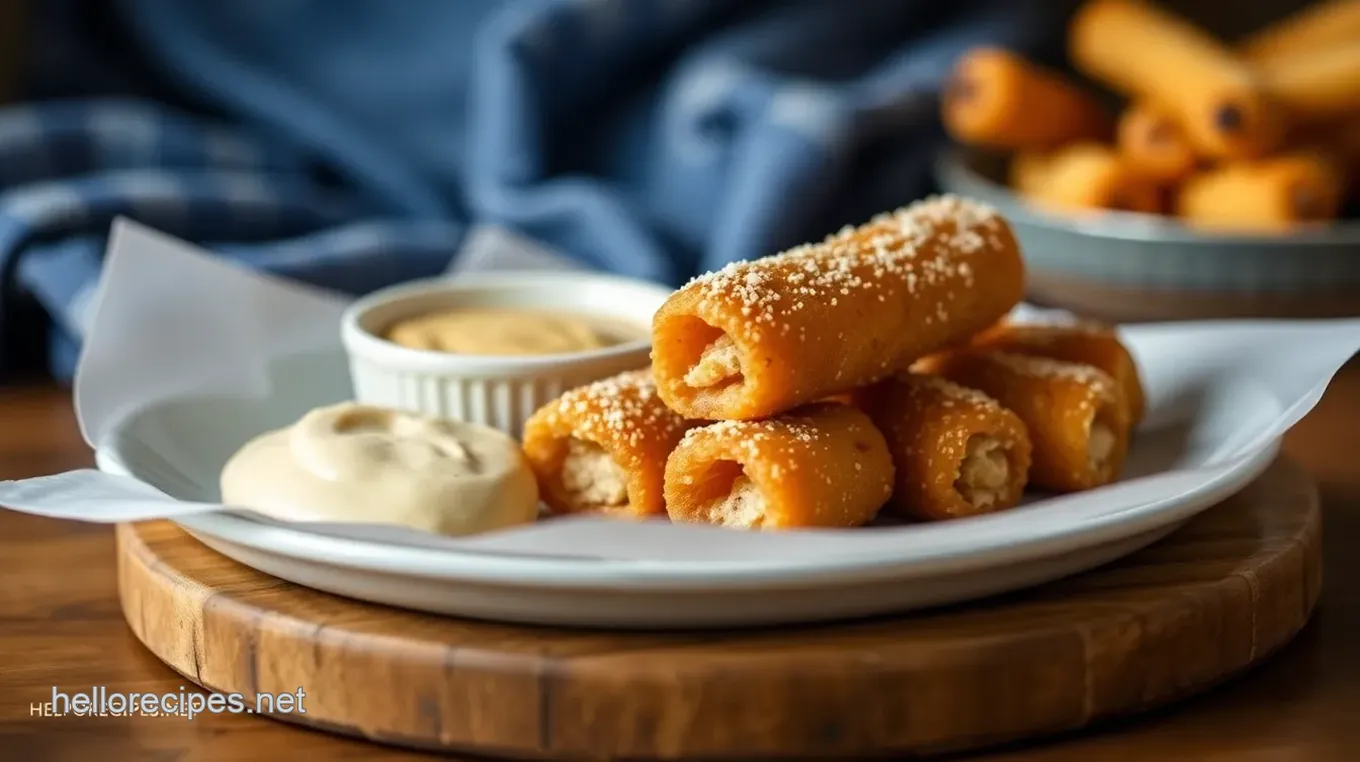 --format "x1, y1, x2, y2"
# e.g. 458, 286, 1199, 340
96, 440, 1280, 591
